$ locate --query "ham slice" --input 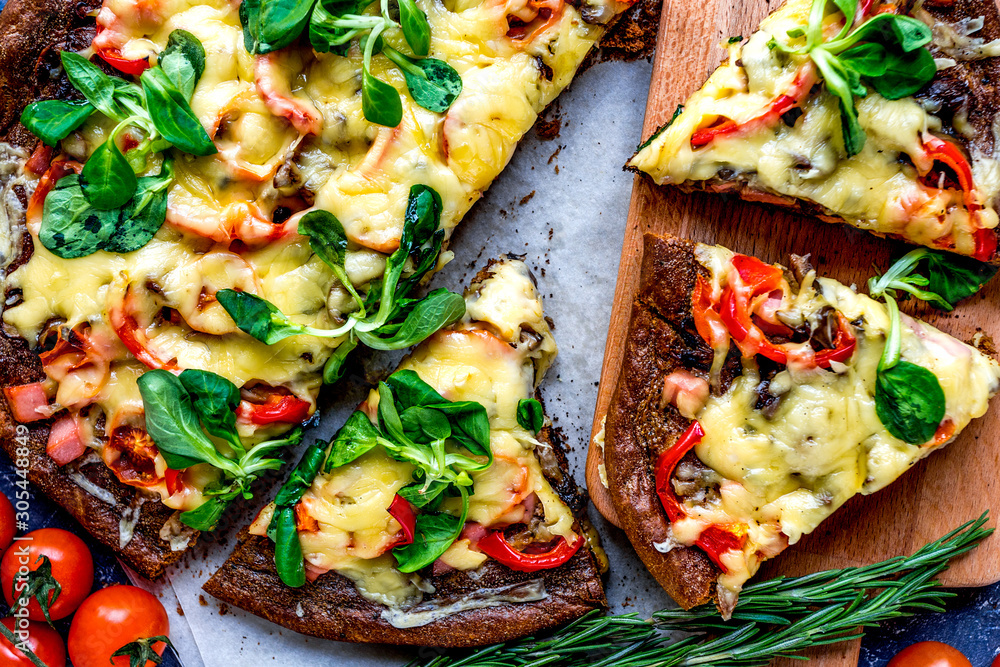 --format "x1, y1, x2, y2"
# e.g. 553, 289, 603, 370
46, 413, 87, 466
660, 370, 710, 419
3, 382, 51, 423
